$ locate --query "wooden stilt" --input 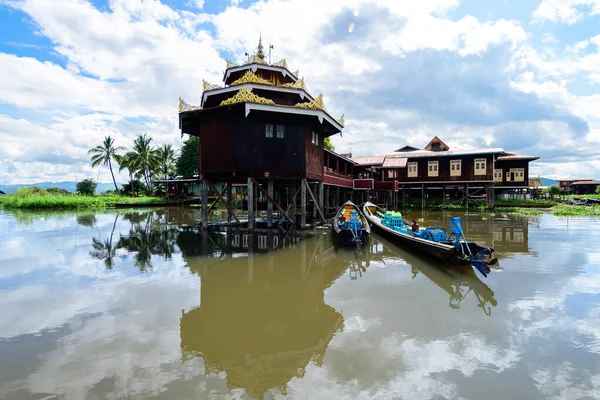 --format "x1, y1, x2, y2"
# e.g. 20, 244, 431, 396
325, 184, 330, 217
206, 184, 229, 214
201, 178, 208, 230
207, 181, 240, 223
247, 177, 254, 230
319, 182, 324, 219
249, 178, 294, 224
402, 185, 405, 207
301, 178, 307, 229
421, 184, 425, 209
267, 179, 273, 228
304, 179, 326, 224
308, 183, 318, 223
227, 182, 233, 223
443, 184, 446, 207
464, 183, 469, 209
